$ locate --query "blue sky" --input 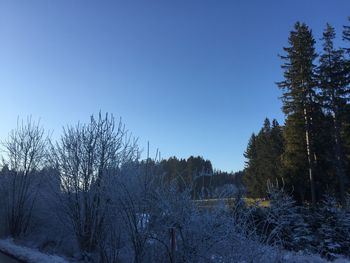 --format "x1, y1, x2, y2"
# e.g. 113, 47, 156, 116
1, 1, 349, 172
